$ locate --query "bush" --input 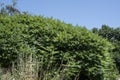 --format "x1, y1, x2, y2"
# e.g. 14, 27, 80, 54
0, 14, 118, 80
92, 25, 120, 74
